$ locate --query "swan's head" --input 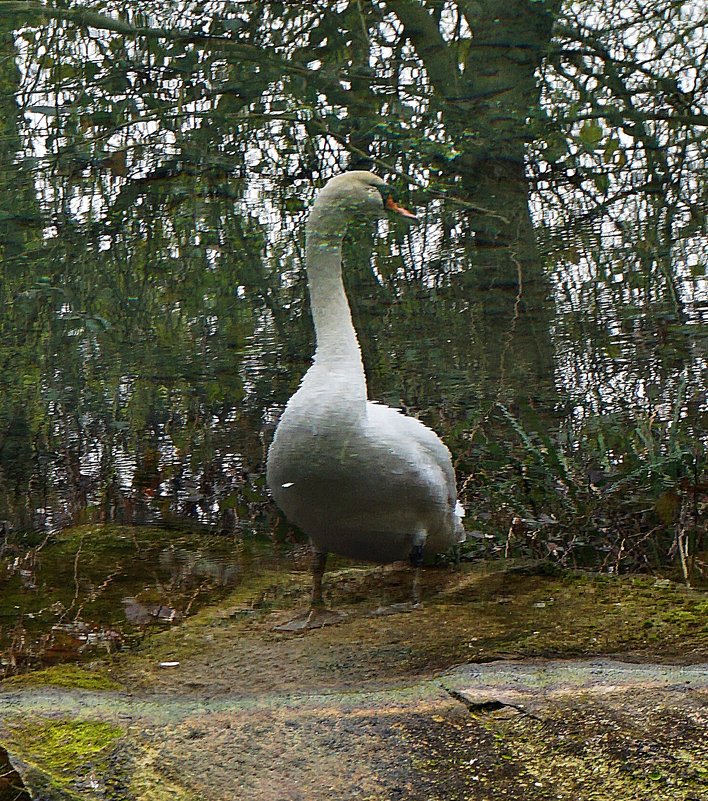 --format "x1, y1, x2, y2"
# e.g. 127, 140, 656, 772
310, 171, 417, 235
